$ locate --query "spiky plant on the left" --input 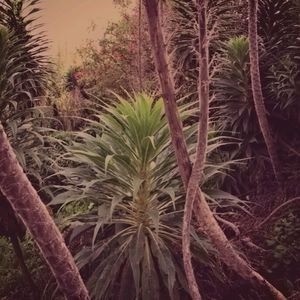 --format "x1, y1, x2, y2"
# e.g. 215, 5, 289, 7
0, 1, 90, 298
